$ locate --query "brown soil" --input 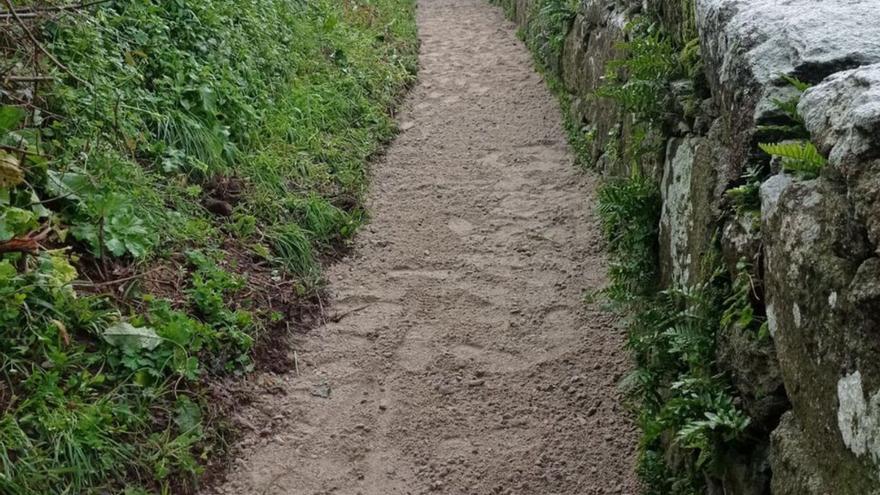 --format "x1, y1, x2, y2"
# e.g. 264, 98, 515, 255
203, 0, 639, 493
